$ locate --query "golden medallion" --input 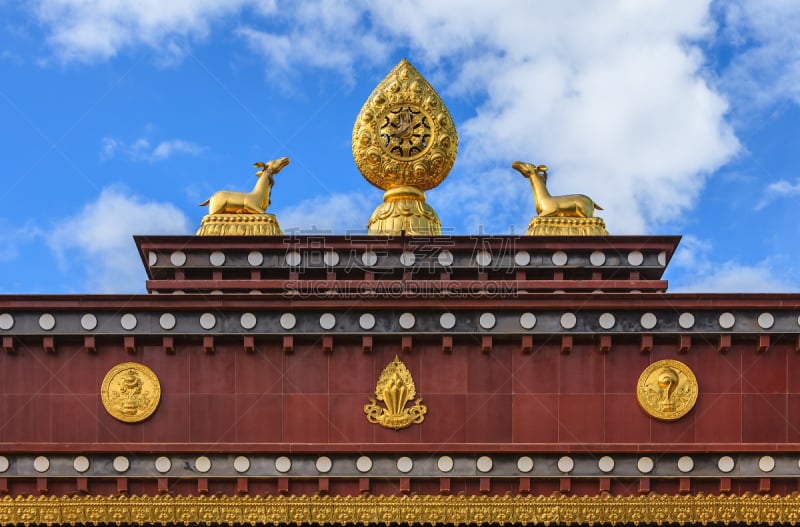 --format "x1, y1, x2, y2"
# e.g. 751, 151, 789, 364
101, 362, 161, 423
364, 355, 427, 430
636, 359, 698, 421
